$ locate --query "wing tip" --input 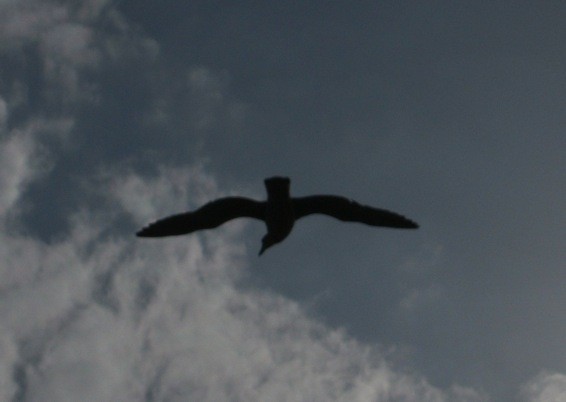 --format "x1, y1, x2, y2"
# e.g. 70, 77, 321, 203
136, 222, 191, 237
136, 226, 163, 237
385, 215, 419, 229
136, 228, 151, 237
405, 219, 419, 229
